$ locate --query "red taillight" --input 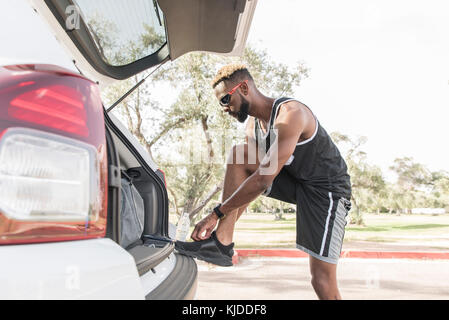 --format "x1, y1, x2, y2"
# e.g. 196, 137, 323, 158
9, 85, 89, 137
0, 64, 108, 245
